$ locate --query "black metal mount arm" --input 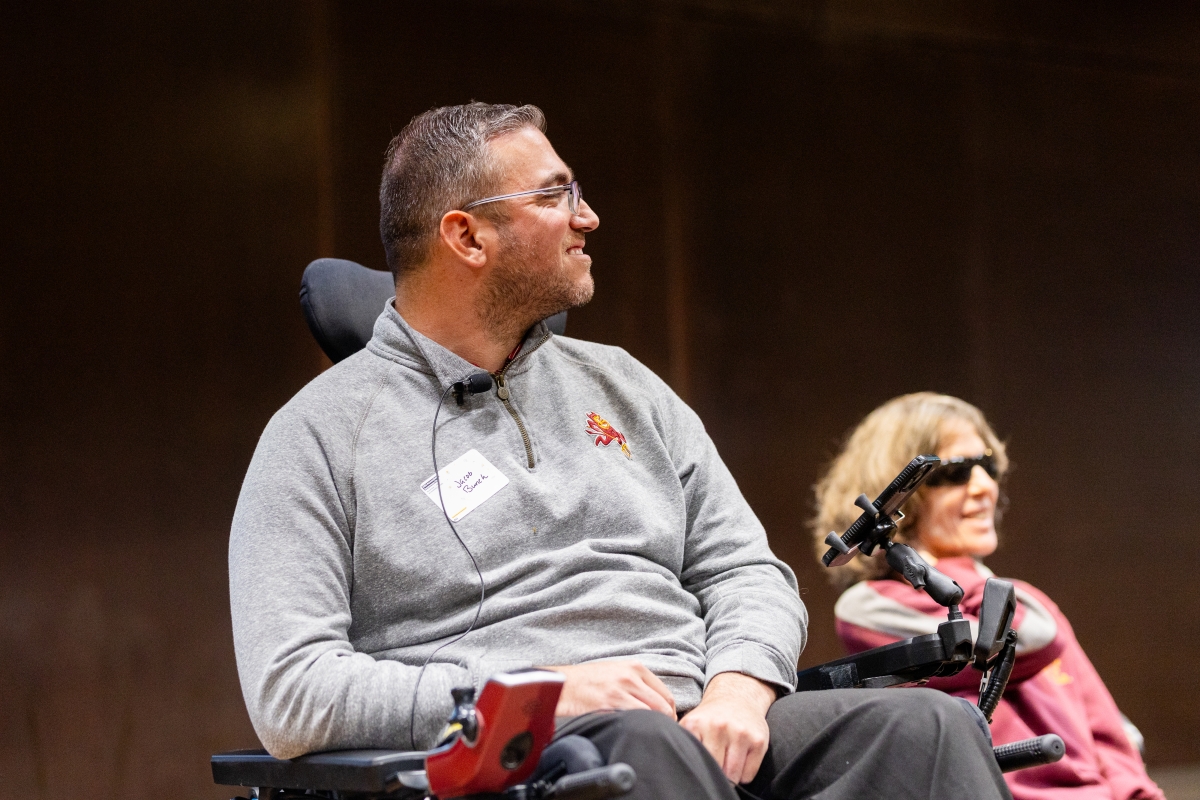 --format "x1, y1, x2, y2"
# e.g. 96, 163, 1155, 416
821, 462, 967, 617
882, 541, 963, 607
